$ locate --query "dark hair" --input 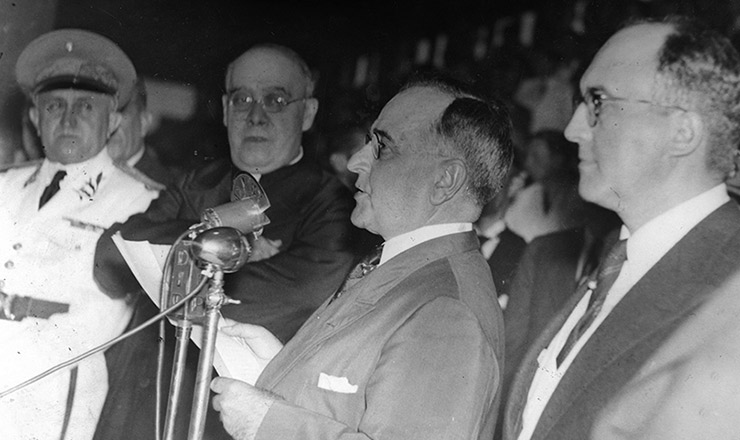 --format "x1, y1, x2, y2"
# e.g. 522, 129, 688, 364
630, 16, 740, 176
401, 74, 514, 206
